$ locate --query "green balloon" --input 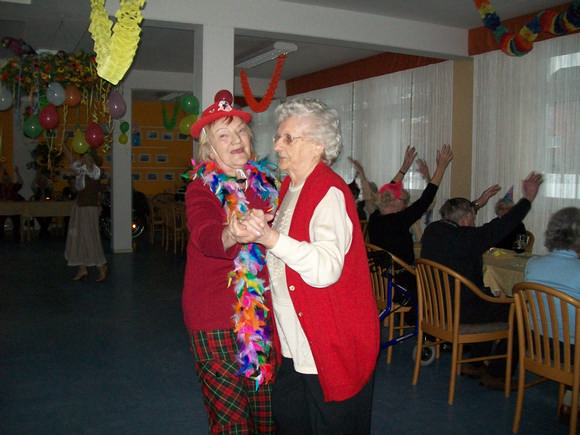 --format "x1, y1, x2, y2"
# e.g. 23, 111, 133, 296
23, 115, 43, 138
180, 95, 199, 115
120, 121, 130, 134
